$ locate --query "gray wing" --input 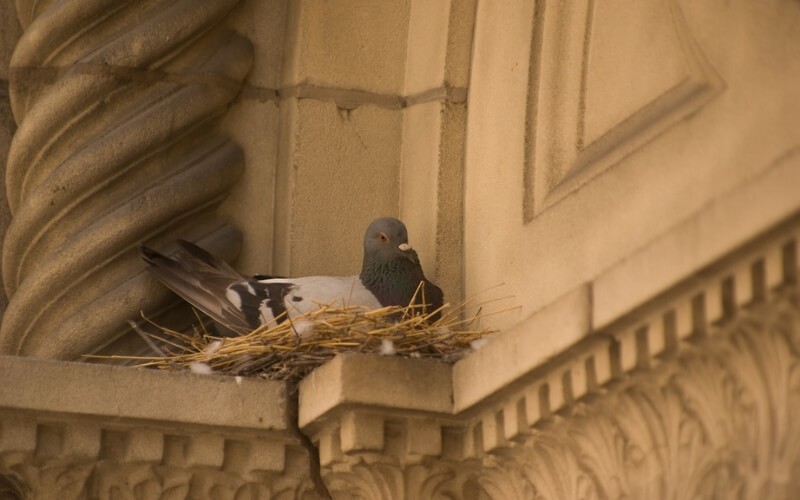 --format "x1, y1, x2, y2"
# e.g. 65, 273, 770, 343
226, 275, 382, 327
140, 241, 255, 333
